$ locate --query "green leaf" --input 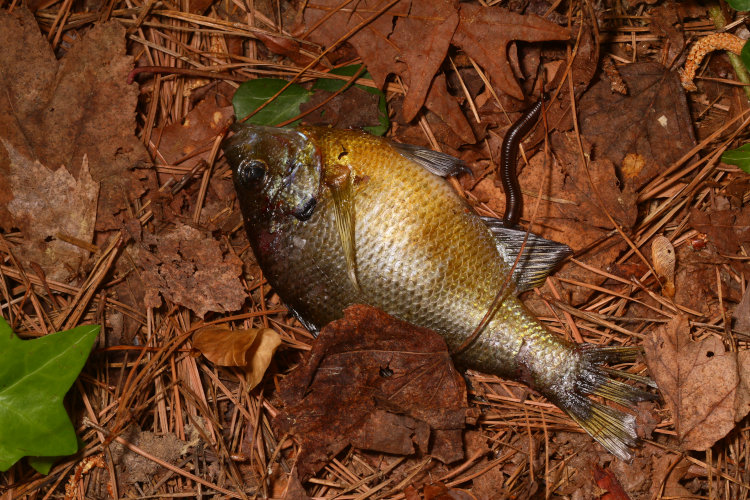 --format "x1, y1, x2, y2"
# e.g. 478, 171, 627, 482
741, 40, 750, 74
721, 143, 750, 173
314, 65, 390, 135
0, 317, 99, 472
727, 0, 750, 11
27, 455, 59, 475
27, 435, 85, 474
232, 78, 311, 126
